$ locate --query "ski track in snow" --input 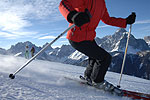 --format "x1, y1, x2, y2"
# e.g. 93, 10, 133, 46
0, 54, 150, 100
